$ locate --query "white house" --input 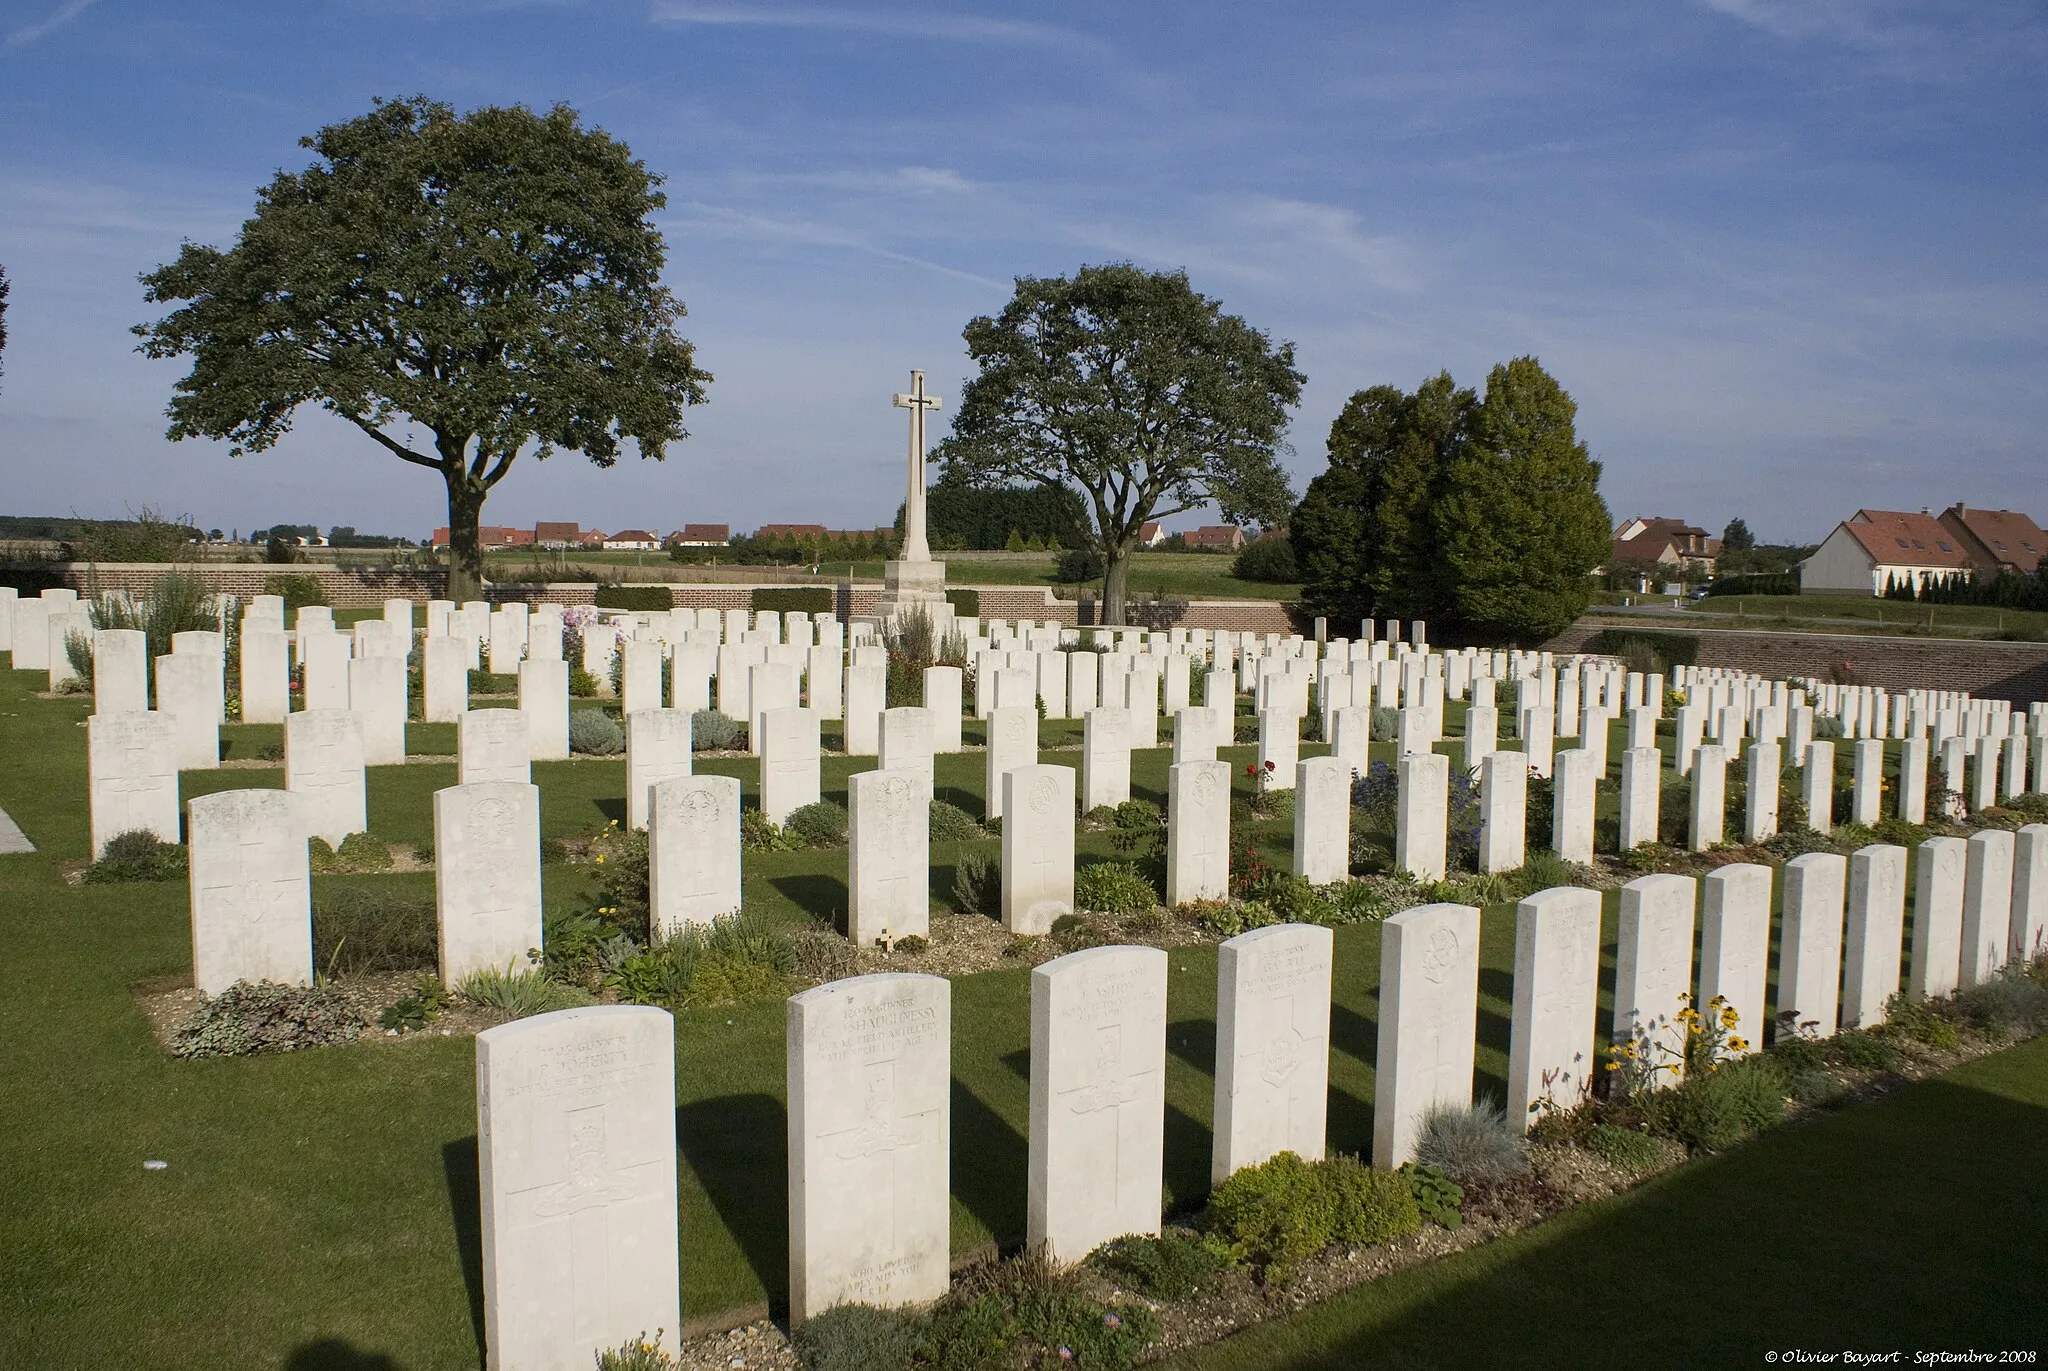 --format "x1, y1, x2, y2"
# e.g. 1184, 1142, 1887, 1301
1800, 509, 1974, 596
602, 529, 662, 552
